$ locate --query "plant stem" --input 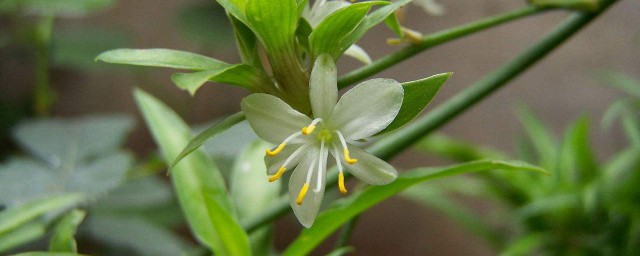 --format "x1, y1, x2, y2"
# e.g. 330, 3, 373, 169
242, 0, 618, 233
34, 15, 55, 116
334, 217, 359, 250
337, 6, 549, 88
